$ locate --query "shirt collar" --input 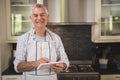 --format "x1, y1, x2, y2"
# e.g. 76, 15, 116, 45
31, 28, 53, 41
